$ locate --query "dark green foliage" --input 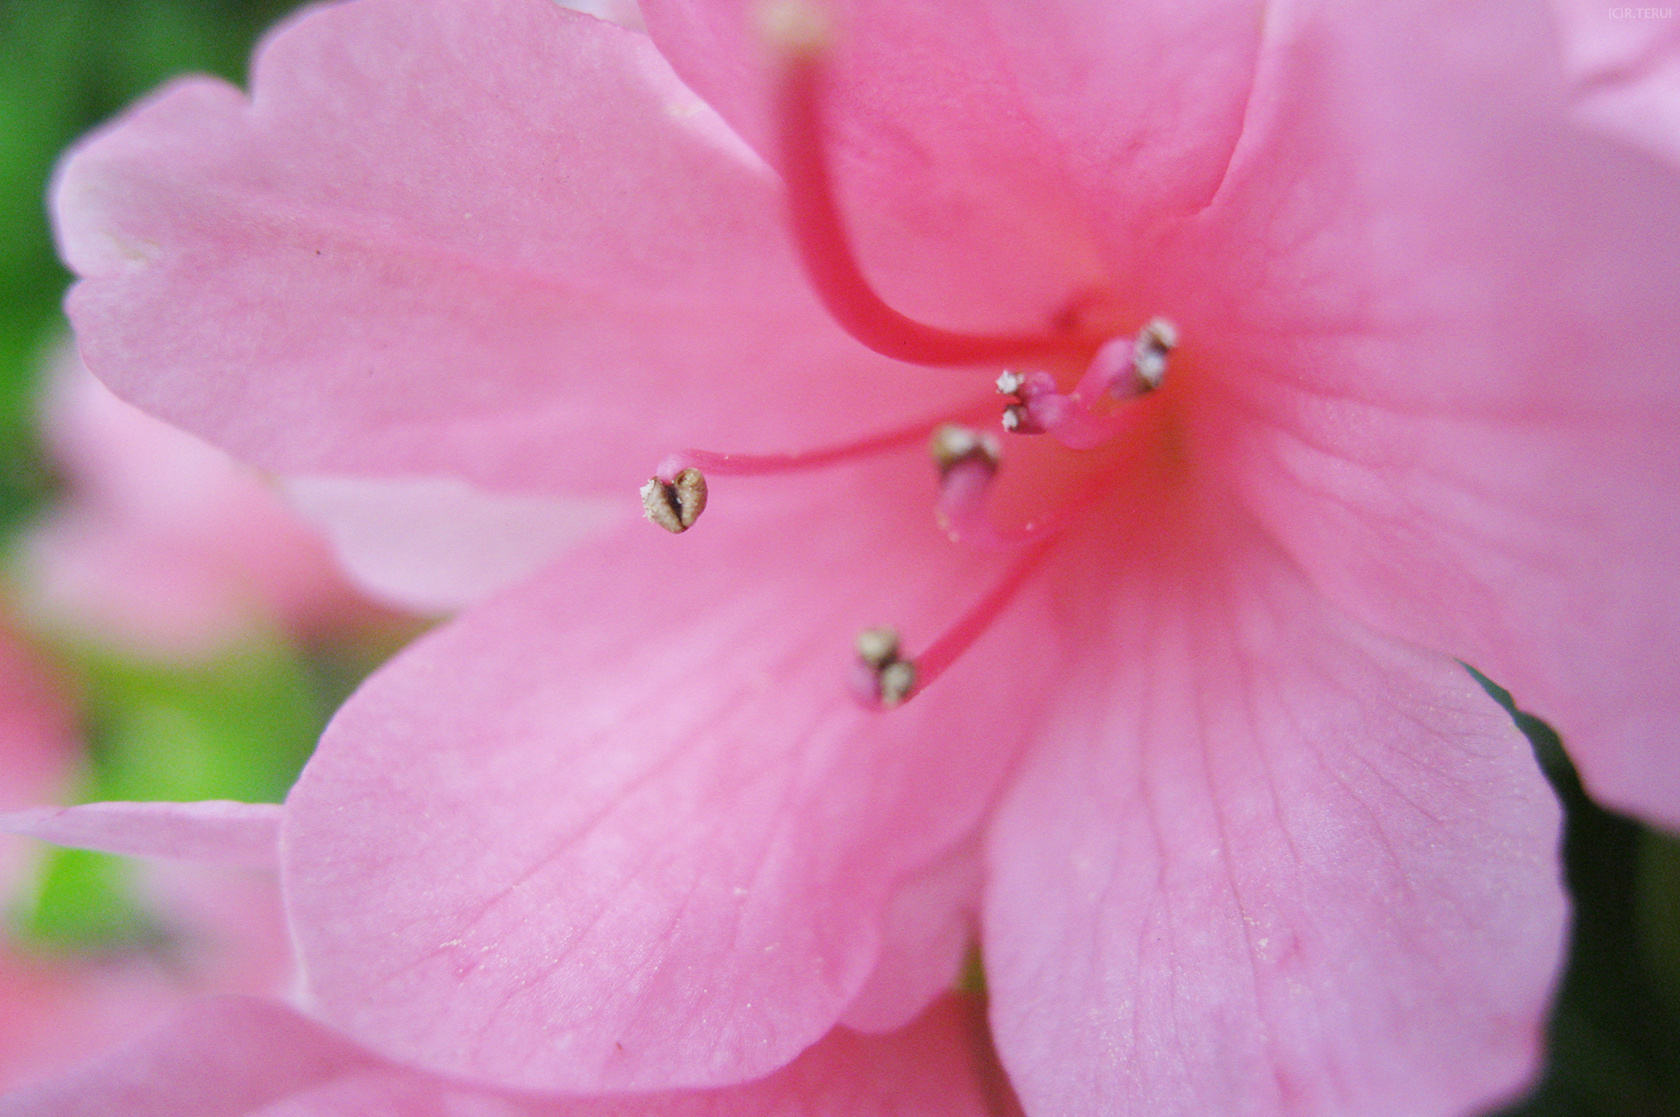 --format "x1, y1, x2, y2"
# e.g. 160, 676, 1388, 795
1475, 670, 1680, 1117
